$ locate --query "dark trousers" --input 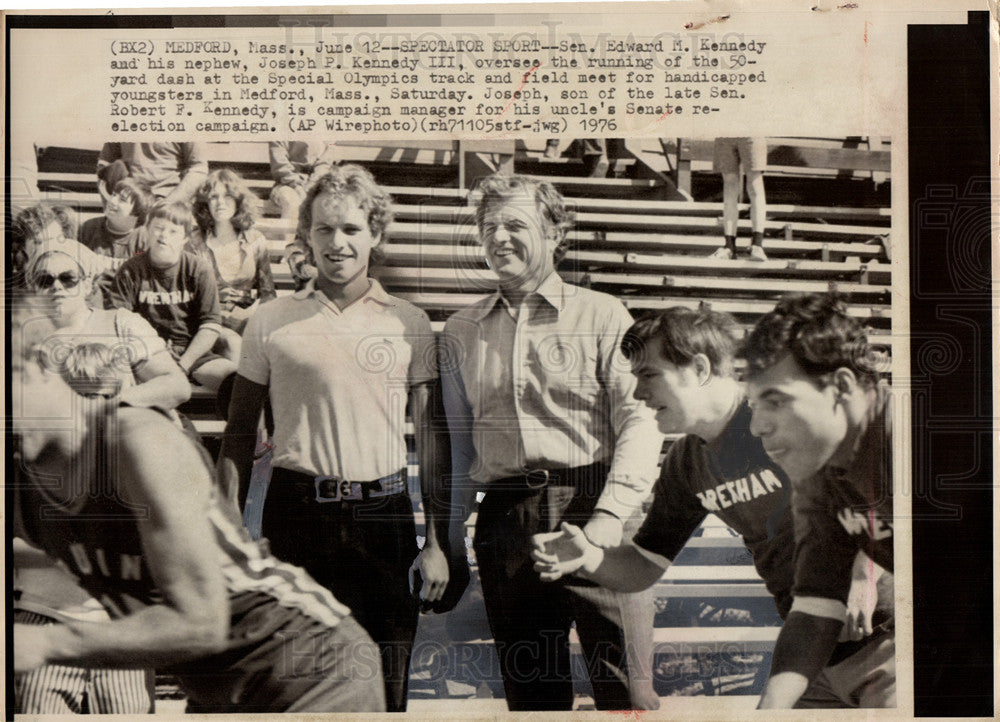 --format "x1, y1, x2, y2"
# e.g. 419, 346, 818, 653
263, 467, 420, 712
473, 479, 658, 711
